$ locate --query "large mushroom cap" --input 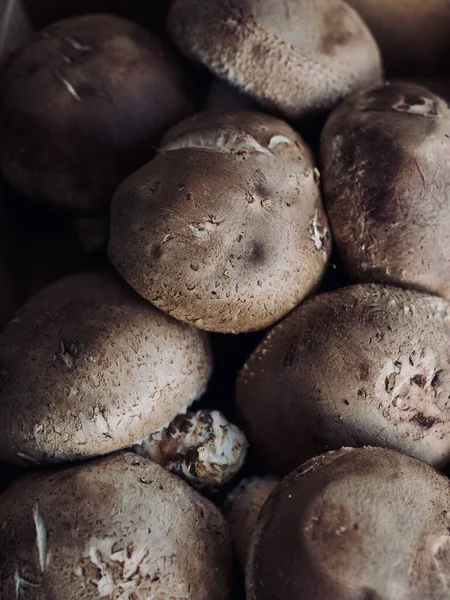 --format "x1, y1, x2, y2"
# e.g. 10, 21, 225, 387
0, 271, 212, 465
168, 0, 382, 120
109, 110, 331, 334
237, 284, 450, 474
248, 447, 450, 600
0, 452, 233, 600
0, 13, 191, 212
321, 81, 450, 301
